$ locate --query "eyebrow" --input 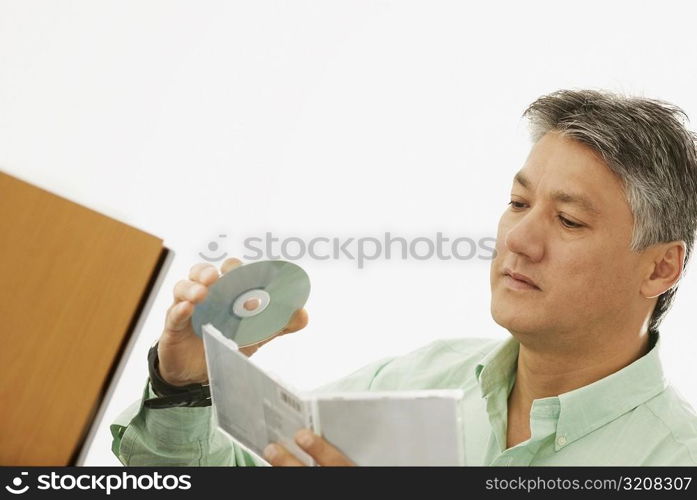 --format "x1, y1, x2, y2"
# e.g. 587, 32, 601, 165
513, 171, 601, 216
